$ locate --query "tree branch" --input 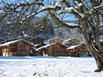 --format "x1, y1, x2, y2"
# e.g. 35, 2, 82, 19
63, 0, 71, 7
49, 11, 80, 29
